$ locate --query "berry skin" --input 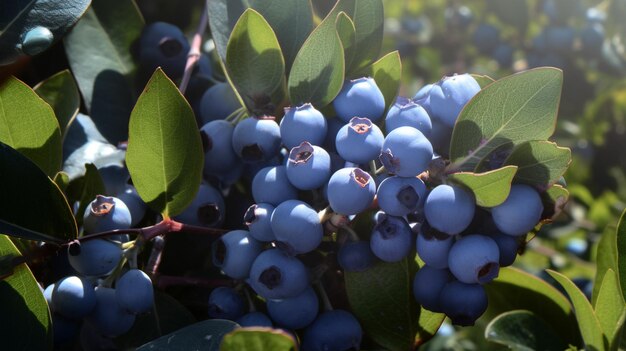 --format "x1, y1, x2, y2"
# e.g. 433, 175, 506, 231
424, 184, 475, 235
232, 116, 281, 163
248, 248, 309, 300
377, 176, 427, 216
199, 82, 242, 124
335, 117, 384, 164
301, 310, 362, 351
491, 184, 543, 236
379, 126, 433, 177
416, 226, 453, 269
385, 97, 432, 137
115, 269, 154, 314
280, 103, 328, 149
413, 84, 434, 115
252, 166, 298, 206
138, 22, 189, 80
212, 230, 263, 279
43, 283, 55, 307
323, 118, 345, 153
370, 213, 413, 262
333, 77, 386, 123
68, 239, 122, 277
201, 120, 239, 175
244, 203, 276, 242
51, 276, 96, 319
544, 26, 575, 54
83, 195, 132, 234
267, 286, 319, 329
174, 183, 225, 228
489, 231, 520, 267
338, 241, 376, 272
207, 287, 246, 321
115, 185, 147, 227
580, 24, 604, 58
492, 43, 514, 68
412, 265, 453, 312
439, 281, 488, 326
472, 23, 500, 54
286, 142, 331, 190
448, 234, 500, 284
429, 74, 481, 127
270, 200, 323, 254
86, 287, 136, 337
327, 167, 376, 215
237, 312, 274, 327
